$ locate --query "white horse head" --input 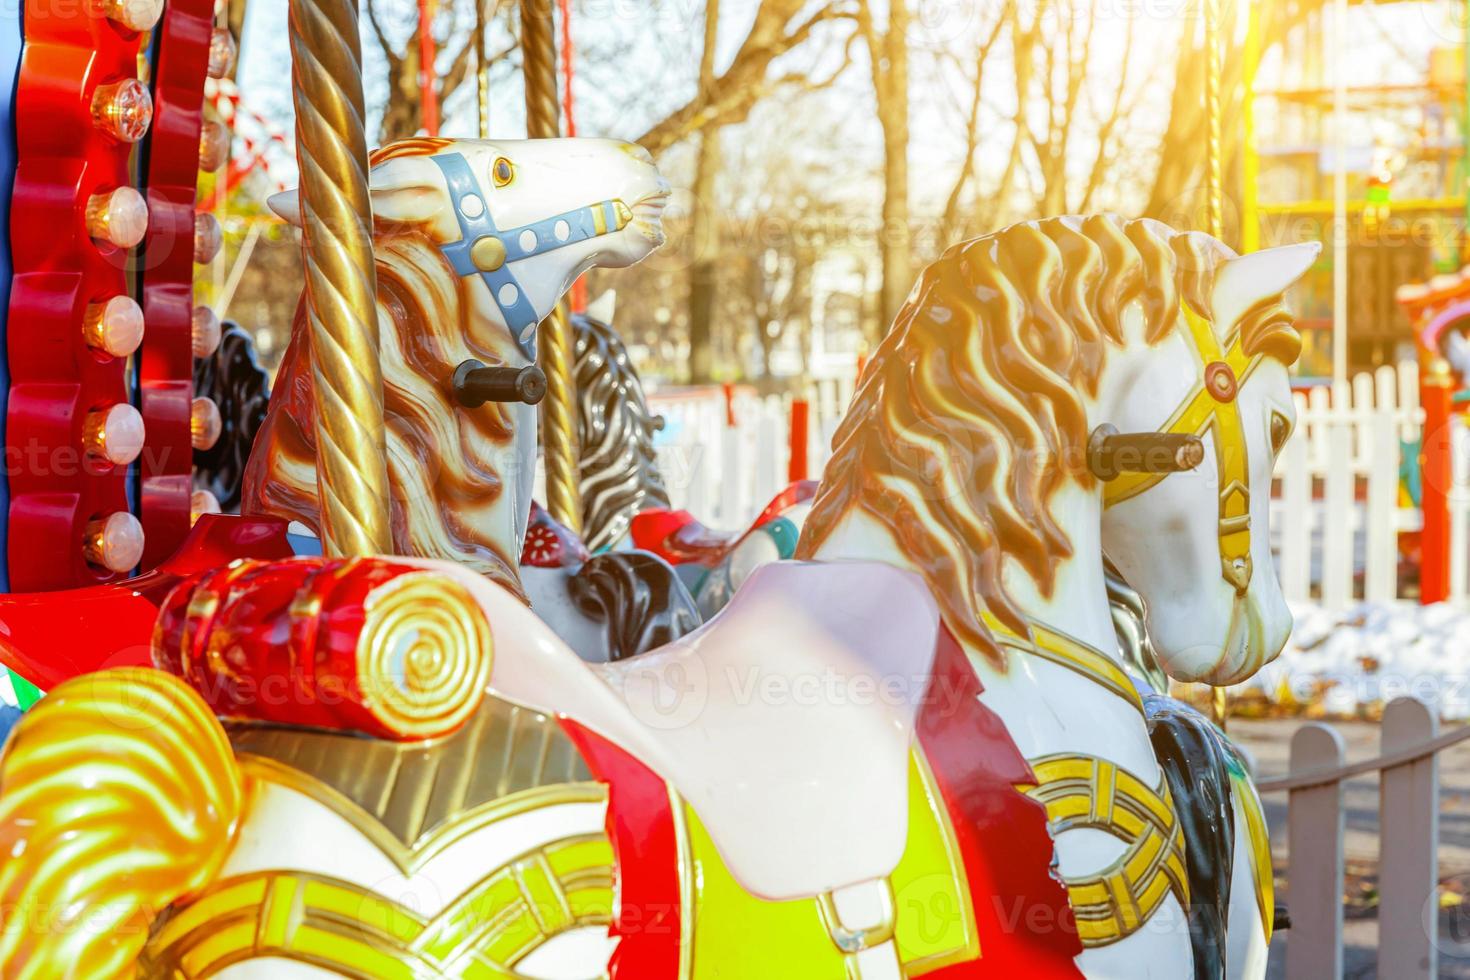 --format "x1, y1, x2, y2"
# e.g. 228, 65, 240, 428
800, 216, 1315, 688
250, 137, 669, 591
269, 136, 669, 366
1099, 239, 1318, 684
